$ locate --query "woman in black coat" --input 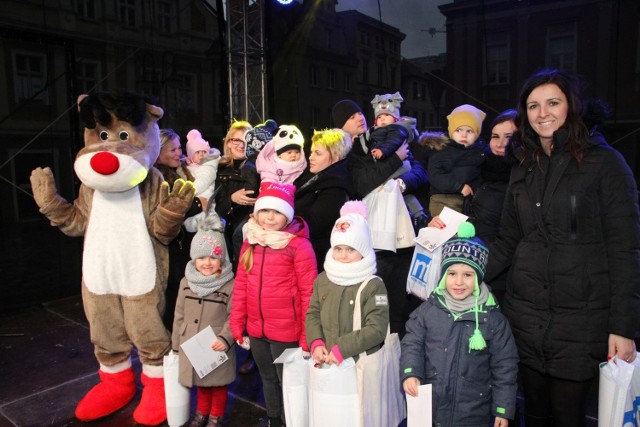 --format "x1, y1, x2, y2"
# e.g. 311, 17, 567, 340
213, 121, 257, 271
485, 69, 640, 427
294, 129, 353, 270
